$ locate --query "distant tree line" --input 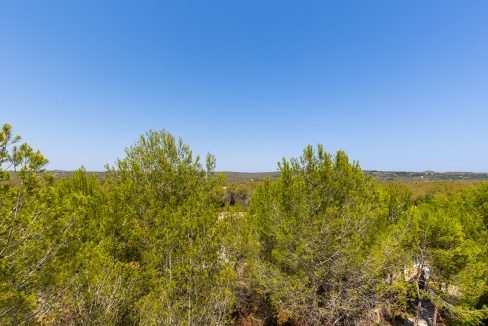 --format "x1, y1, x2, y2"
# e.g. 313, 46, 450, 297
1, 123, 487, 325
